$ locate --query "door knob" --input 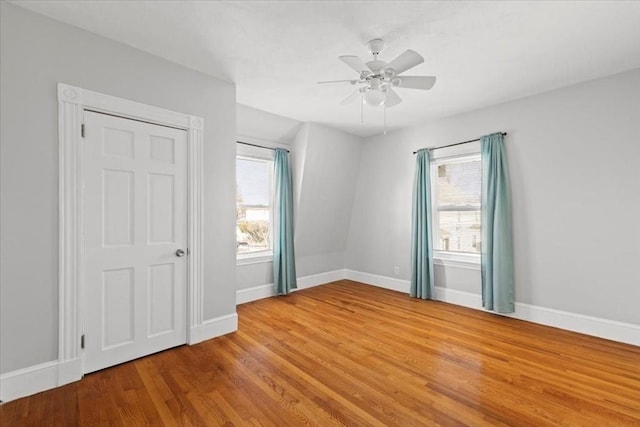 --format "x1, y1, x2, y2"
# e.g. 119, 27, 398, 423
175, 249, 185, 257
